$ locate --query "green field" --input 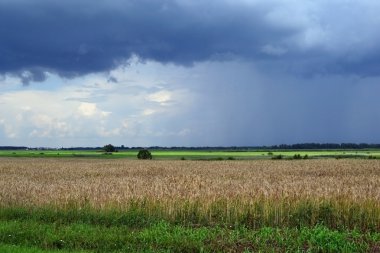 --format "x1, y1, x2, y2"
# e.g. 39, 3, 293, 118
1, 149, 380, 160
0, 207, 379, 253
